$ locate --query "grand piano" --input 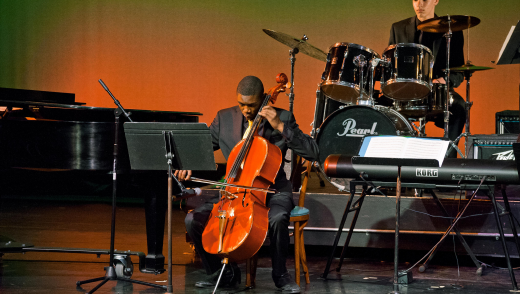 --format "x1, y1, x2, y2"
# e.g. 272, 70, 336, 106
0, 87, 201, 273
